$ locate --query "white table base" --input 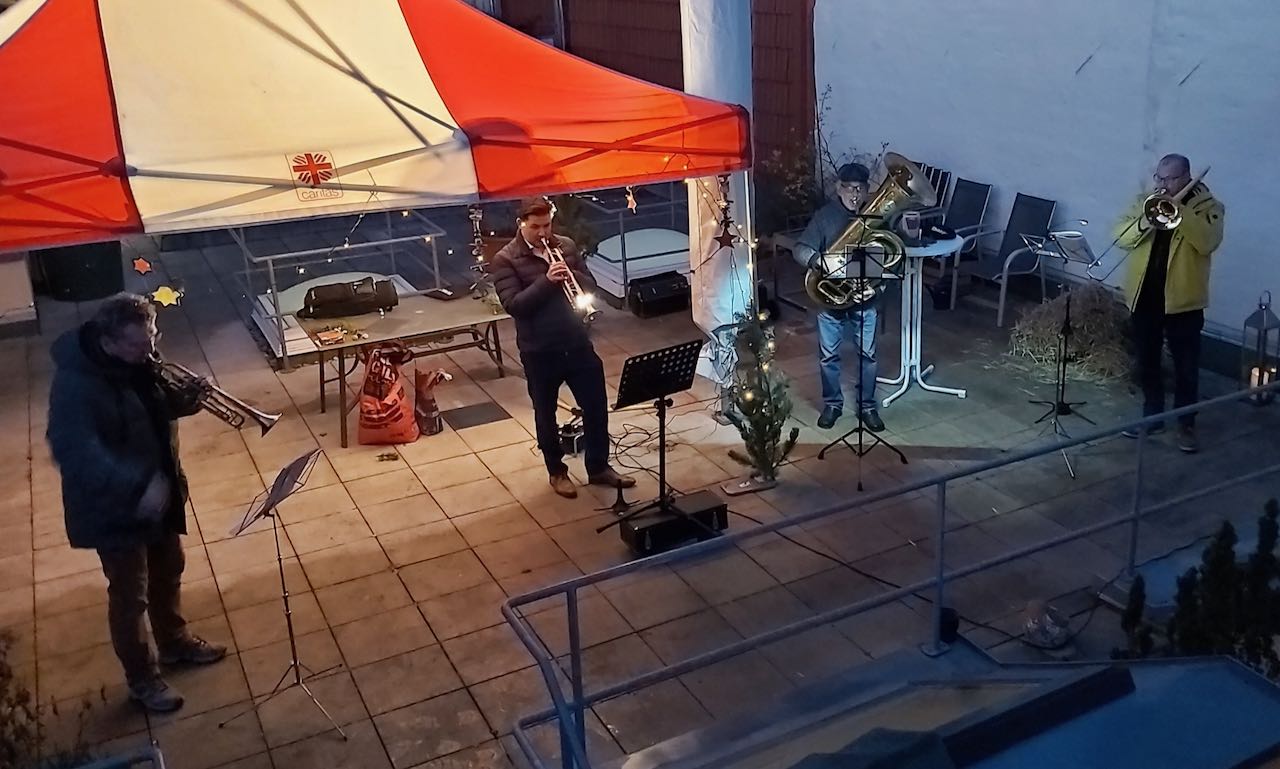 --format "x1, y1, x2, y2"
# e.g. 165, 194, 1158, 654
877, 238, 967, 407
